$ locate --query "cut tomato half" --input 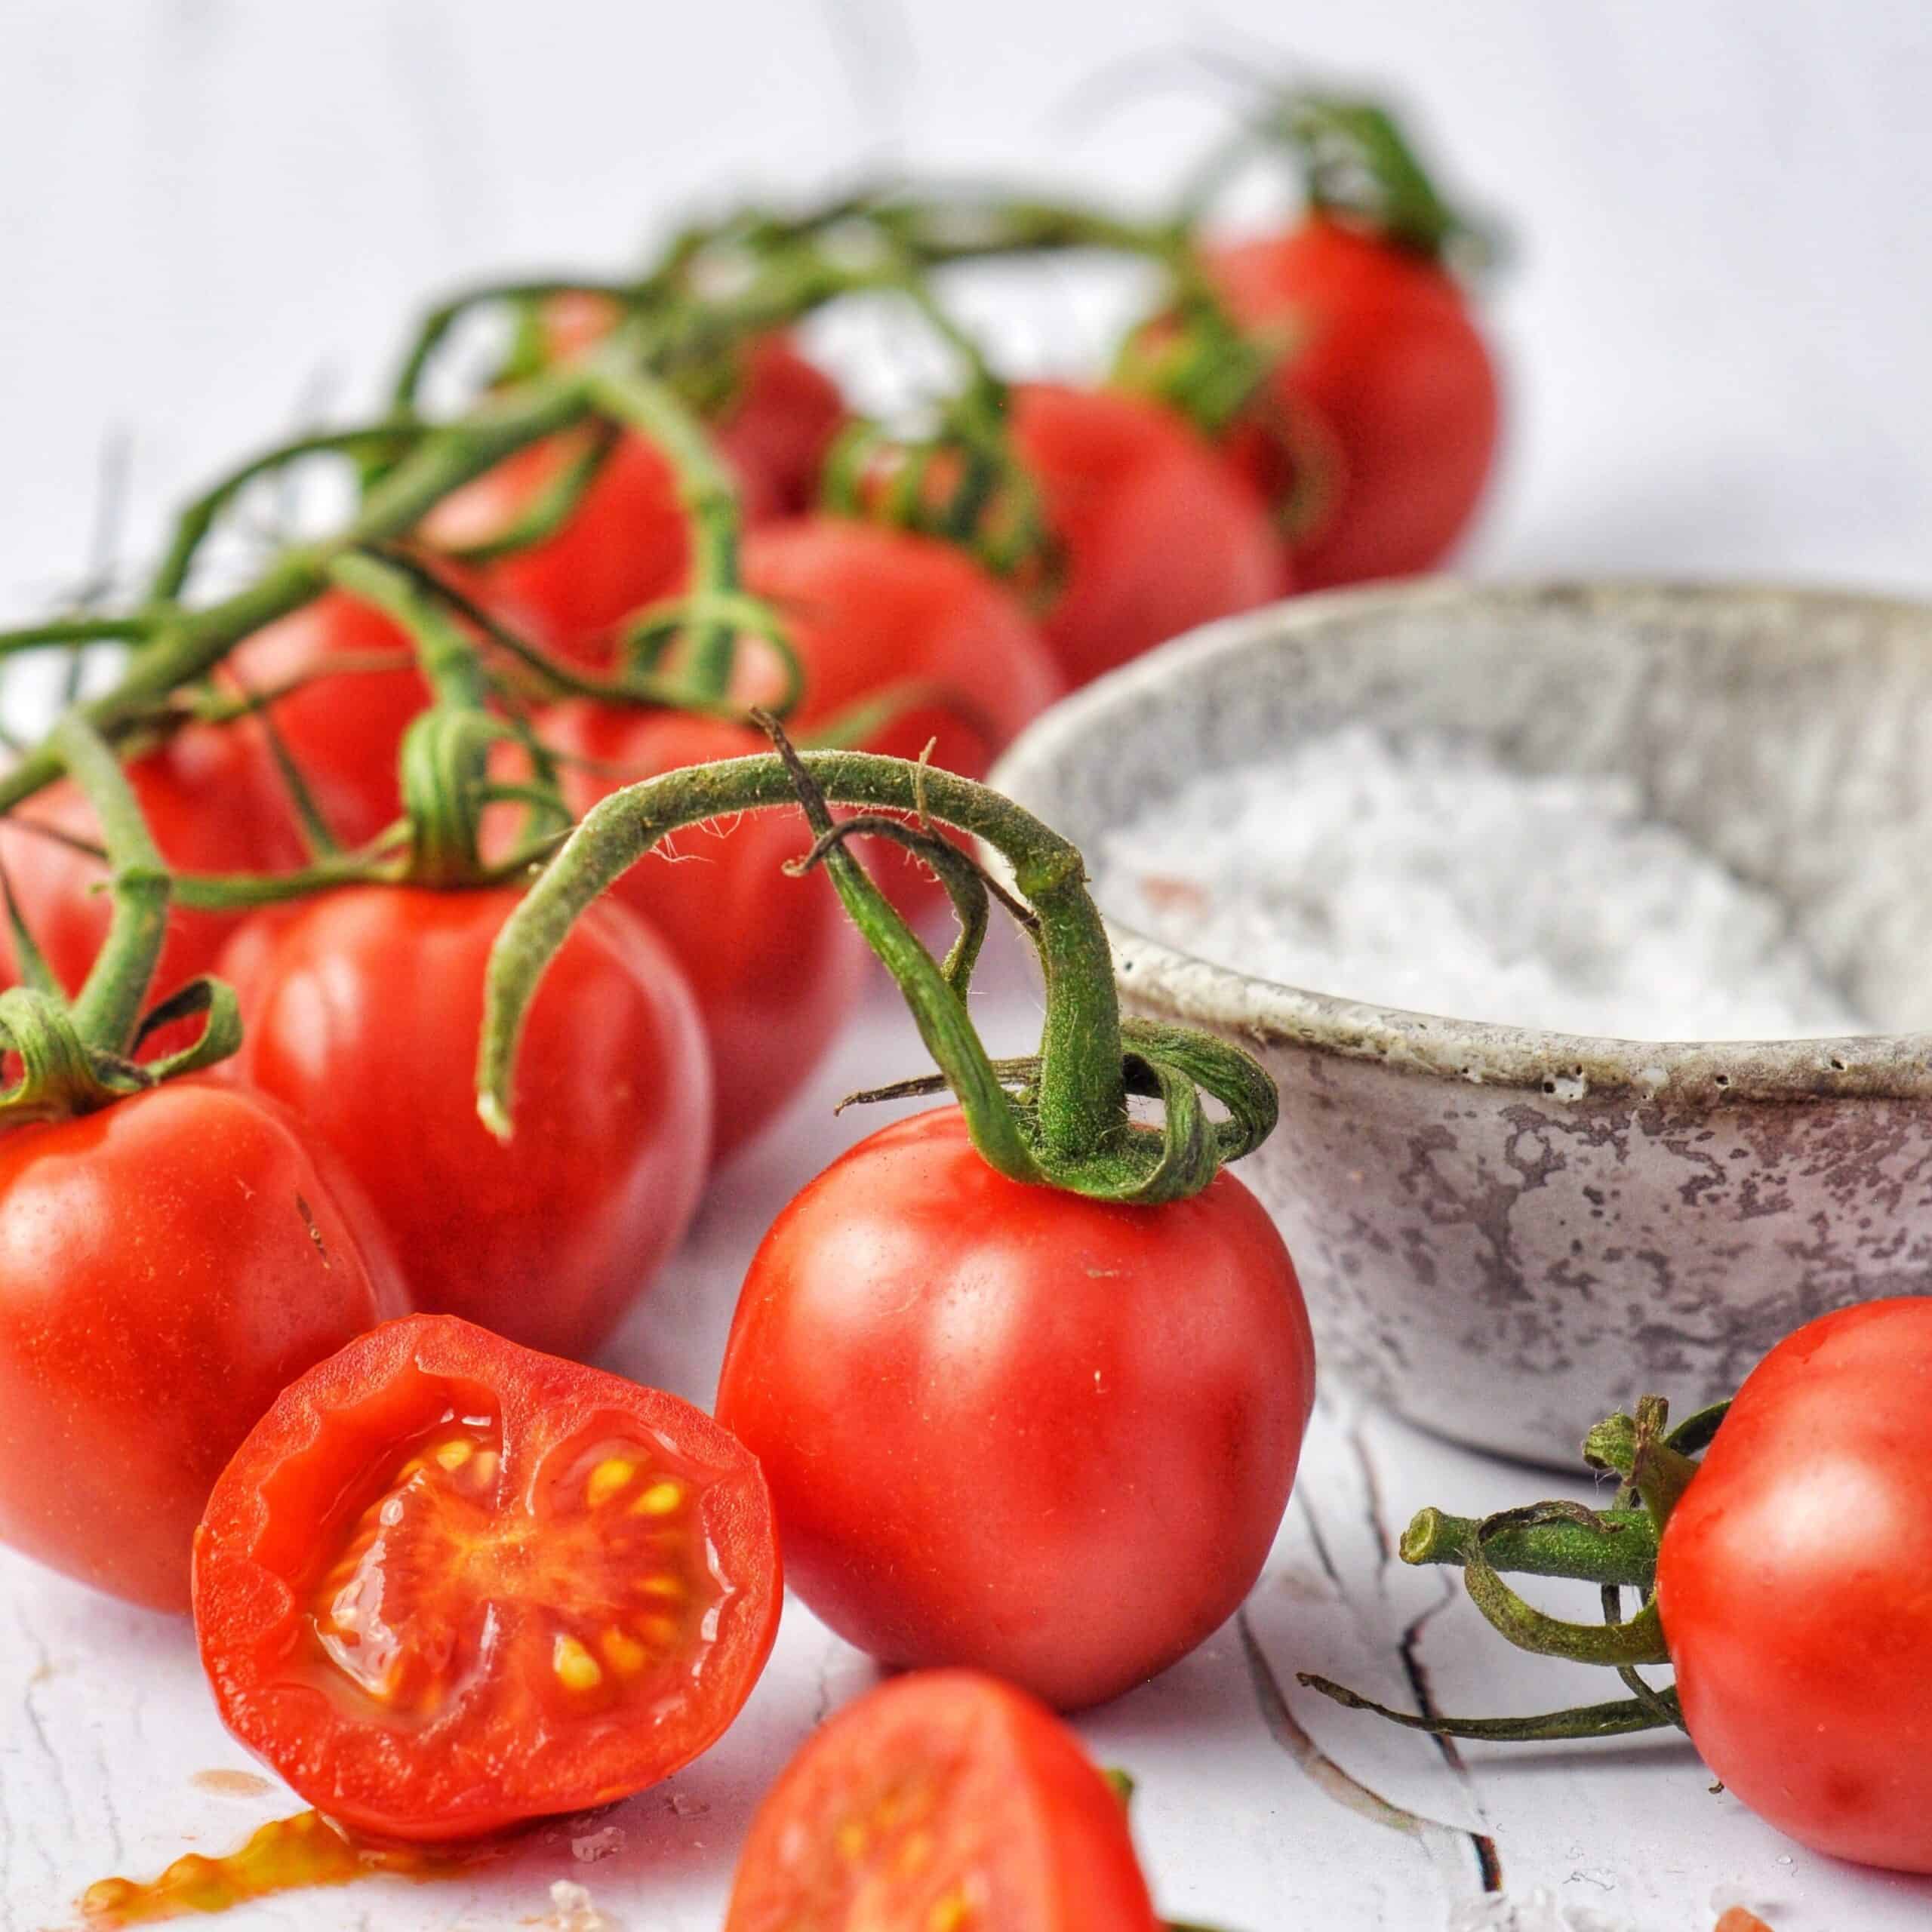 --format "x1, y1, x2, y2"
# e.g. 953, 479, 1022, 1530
724, 1670, 1161, 1932
193, 1315, 781, 1842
